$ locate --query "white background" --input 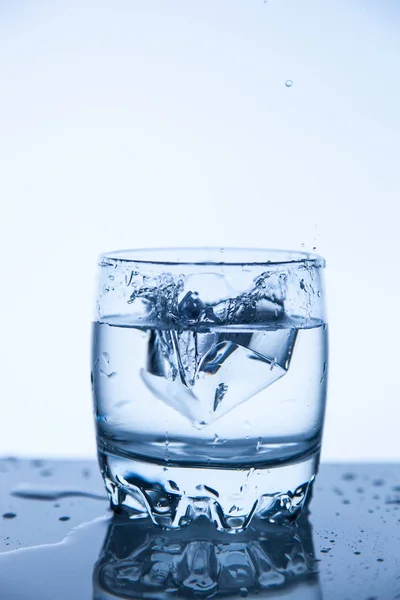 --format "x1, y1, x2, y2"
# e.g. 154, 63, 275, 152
0, 0, 399, 460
